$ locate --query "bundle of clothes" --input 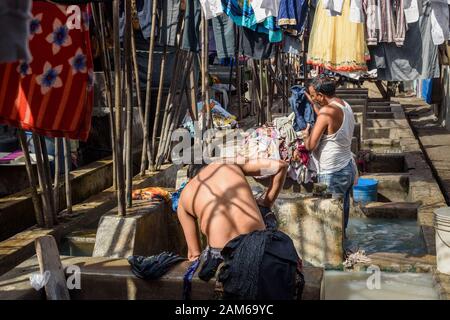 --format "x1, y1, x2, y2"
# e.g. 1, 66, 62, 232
182, 99, 239, 138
